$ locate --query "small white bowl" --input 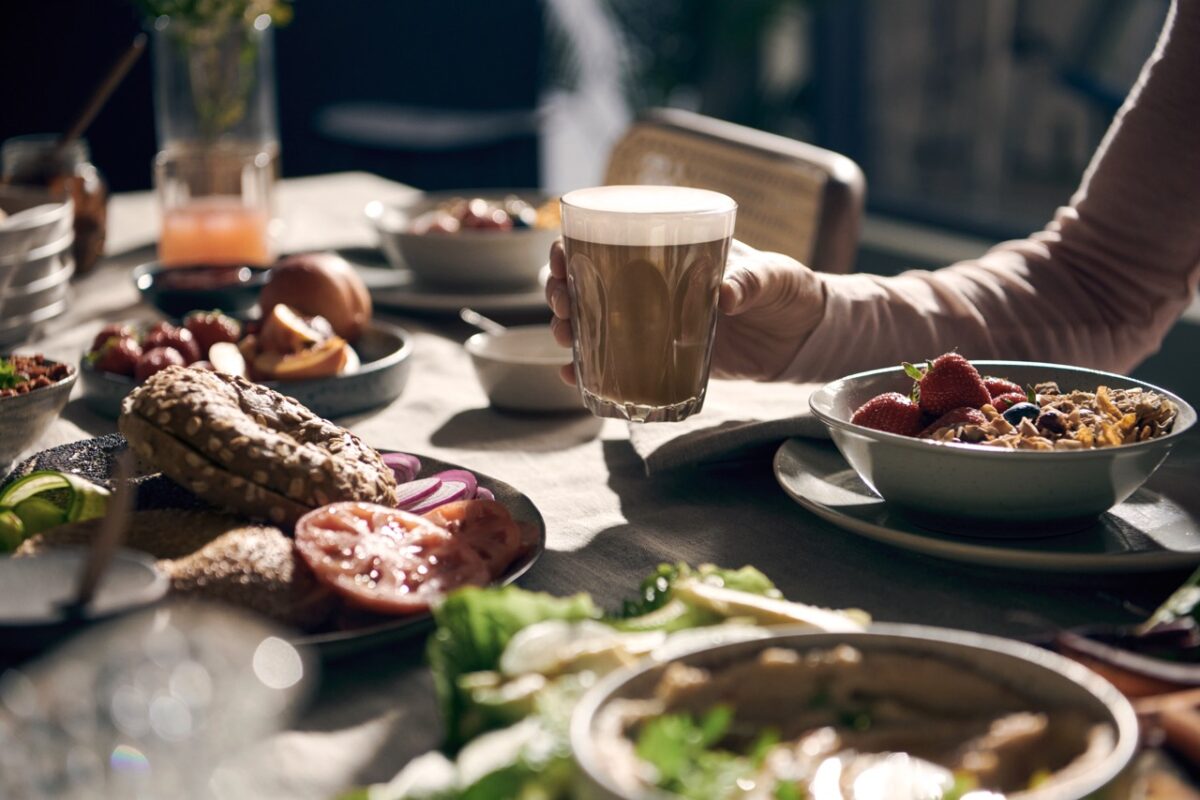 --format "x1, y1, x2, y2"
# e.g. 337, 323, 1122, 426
809, 361, 1197, 530
464, 325, 582, 412
366, 189, 560, 290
